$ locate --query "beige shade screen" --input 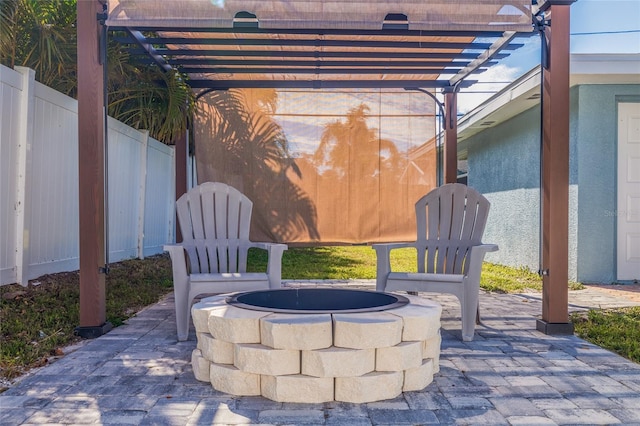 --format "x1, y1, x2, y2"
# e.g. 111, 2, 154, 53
194, 88, 438, 244
106, 0, 533, 244
107, 0, 532, 32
